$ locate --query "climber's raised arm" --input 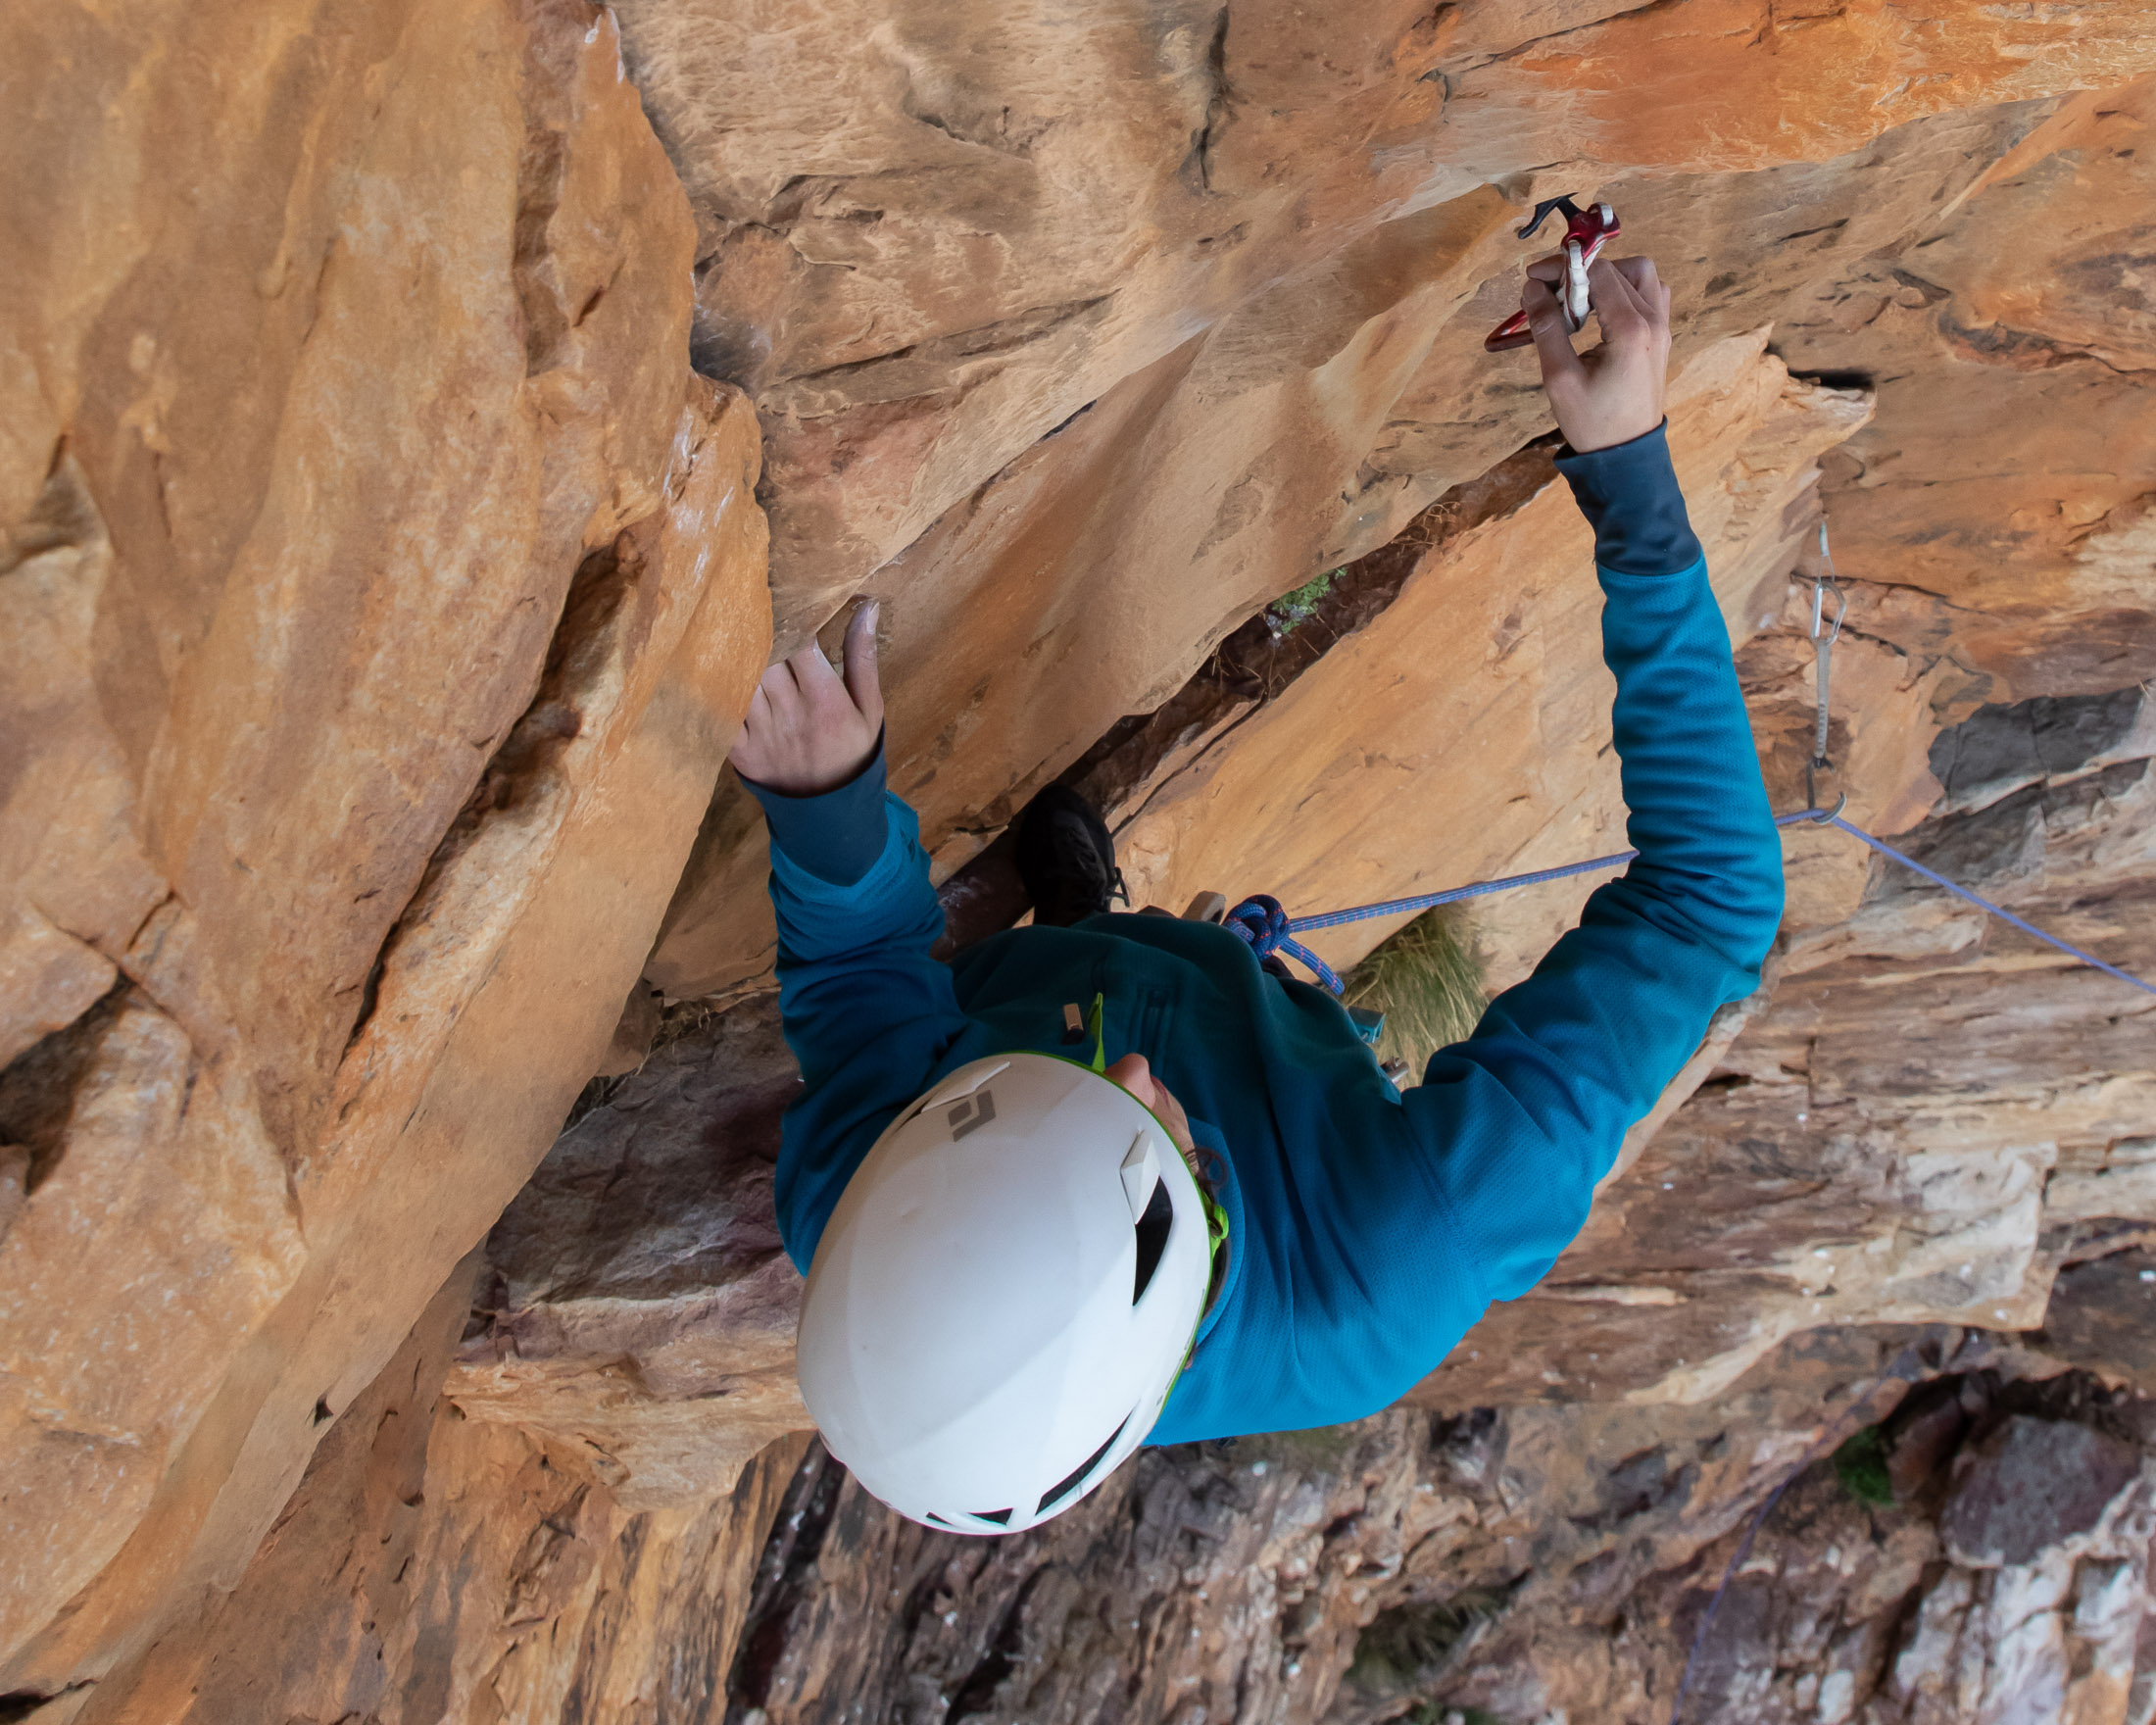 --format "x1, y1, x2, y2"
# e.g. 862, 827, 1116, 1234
730, 606, 974, 1270
1397, 252, 1785, 1304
